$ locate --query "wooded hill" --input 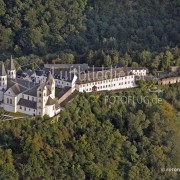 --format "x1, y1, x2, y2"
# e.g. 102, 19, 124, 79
0, 83, 180, 179
0, 0, 179, 68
